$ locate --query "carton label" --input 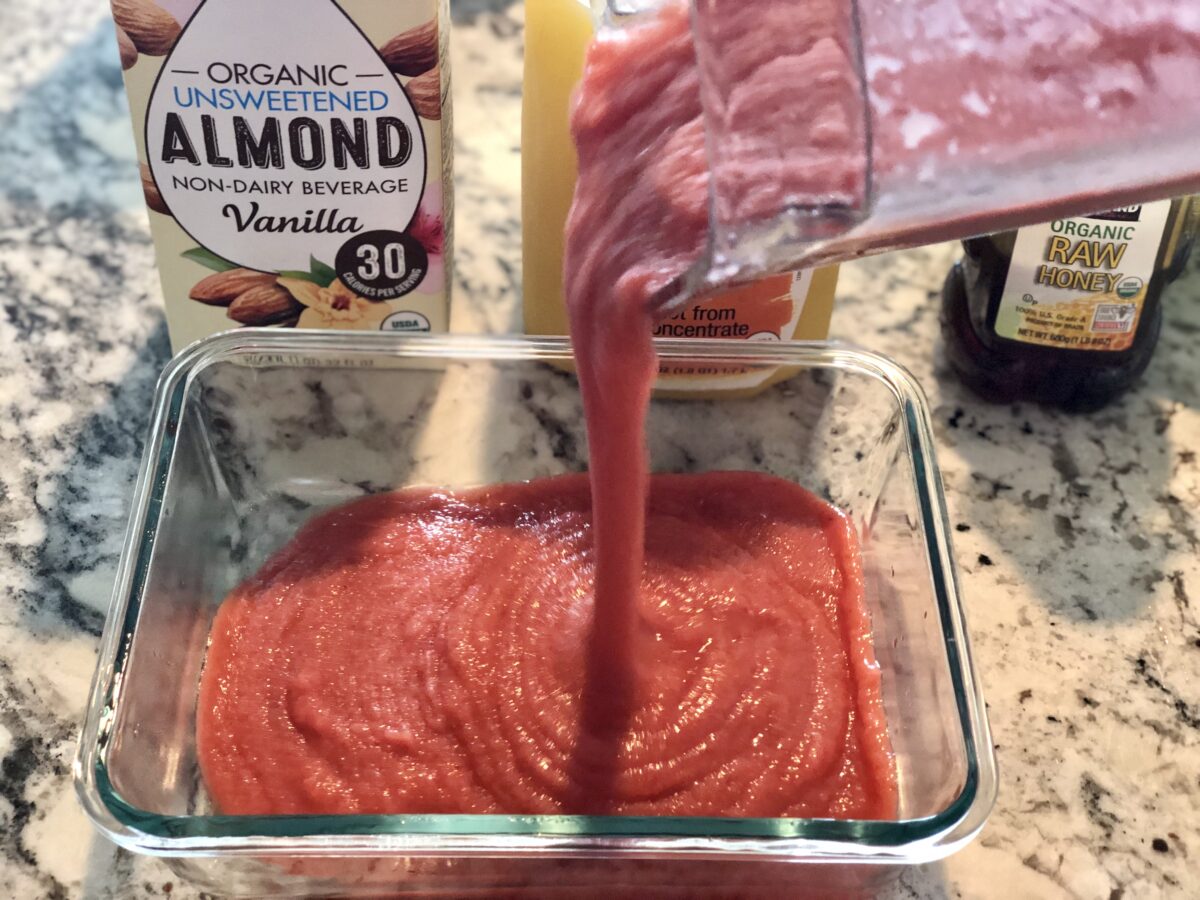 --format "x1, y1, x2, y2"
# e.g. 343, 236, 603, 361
654, 271, 822, 391
149, 0, 426, 277
113, 0, 449, 349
